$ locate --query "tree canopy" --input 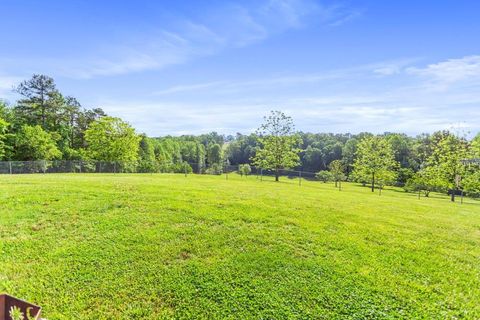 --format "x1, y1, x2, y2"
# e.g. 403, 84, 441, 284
252, 111, 301, 181
353, 136, 398, 192
85, 117, 141, 162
